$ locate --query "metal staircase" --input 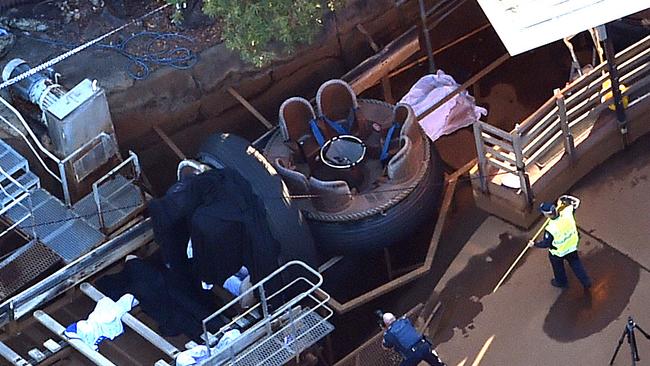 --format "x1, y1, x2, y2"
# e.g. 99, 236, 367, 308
199, 260, 335, 366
